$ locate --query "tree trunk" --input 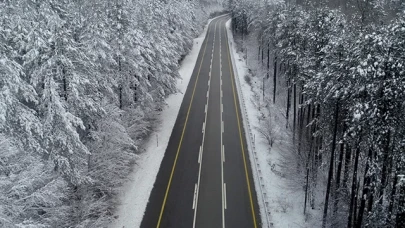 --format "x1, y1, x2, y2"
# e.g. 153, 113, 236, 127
333, 141, 344, 215
357, 148, 373, 228
119, 86, 123, 109
293, 83, 297, 142
273, 54, 277, 104
333, 119, 346, 214
343, 144, 352, 192
354, 179, 360, 225
298, 90, 305, 157
348, 146, 361, 228
388, 162, 397, 224
134, 84, 138, 102
286, 79, 291, 128
304, 166, 310, 215
322, 100, 340, 228
305, 104, 315, 140
261, 37, 264, 64
267, 42, 270, 79
379, 130, 391, 205
62, 67, 68, 101
308, 106, 317, 209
